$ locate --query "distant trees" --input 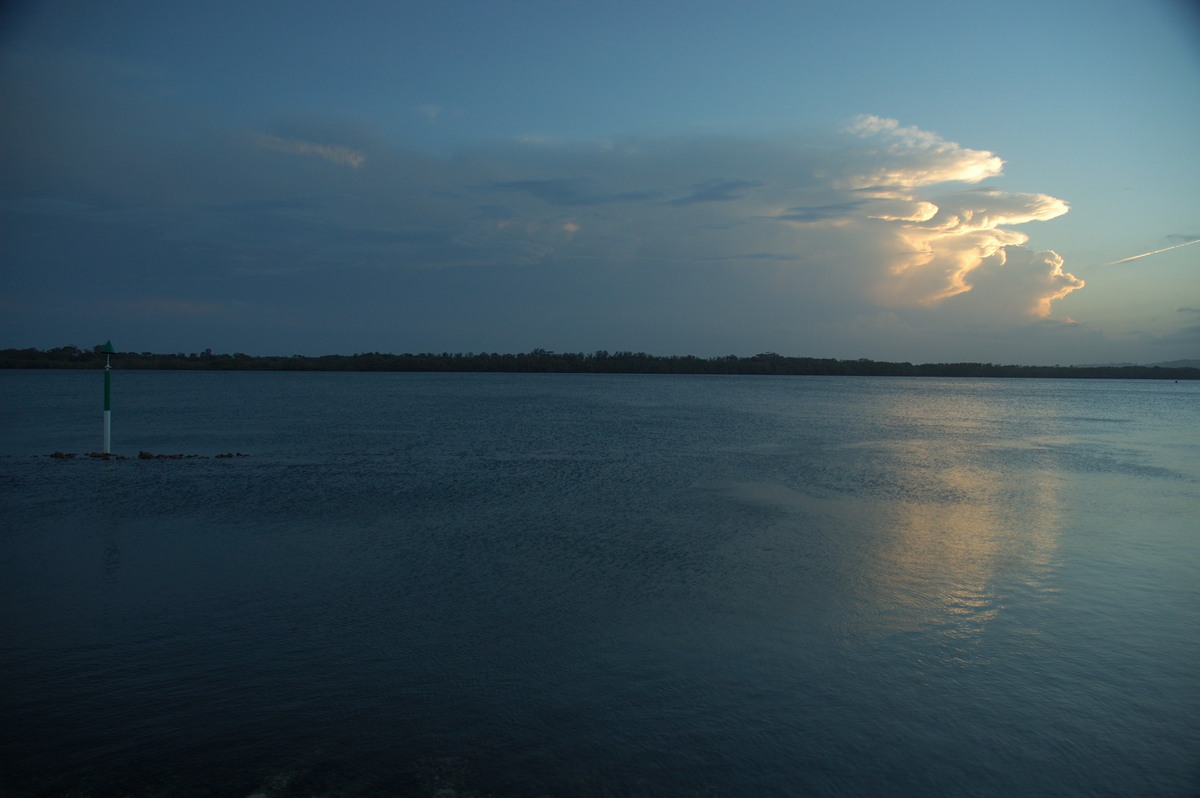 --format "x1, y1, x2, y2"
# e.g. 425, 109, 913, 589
0, 347, 1196, 379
